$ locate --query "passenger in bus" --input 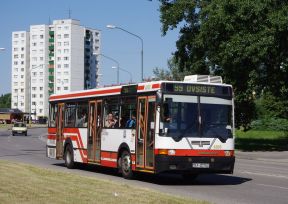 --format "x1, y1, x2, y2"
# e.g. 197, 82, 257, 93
126, 114, 136, 128
76, 112, 87, 127
105, 113, 117, 128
